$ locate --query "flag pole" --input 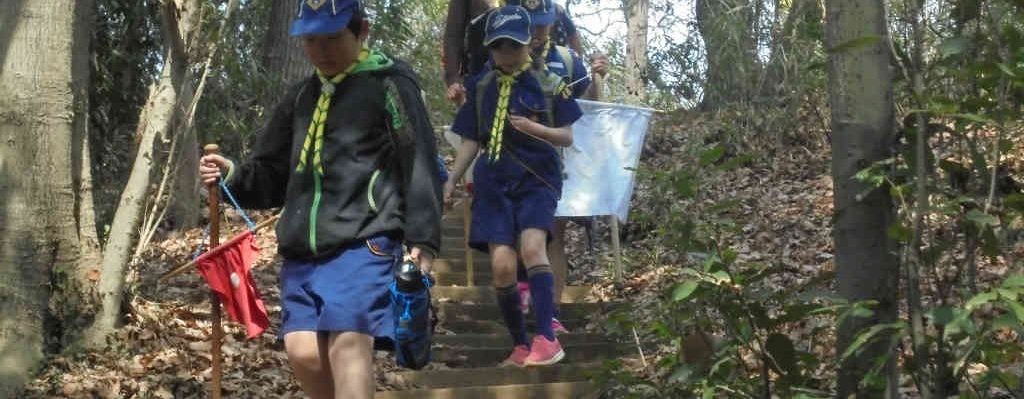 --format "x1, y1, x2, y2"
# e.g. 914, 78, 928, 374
592, 71, 624, 286
204, 144, 224, 399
